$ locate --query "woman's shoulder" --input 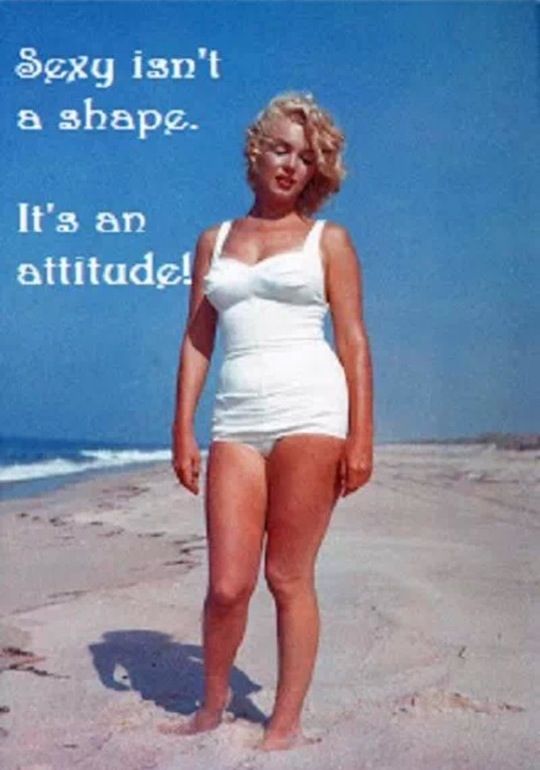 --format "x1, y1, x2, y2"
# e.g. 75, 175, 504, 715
198, 220, 228, 246
193, 220, 231, 260
320, 220, 355, 253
